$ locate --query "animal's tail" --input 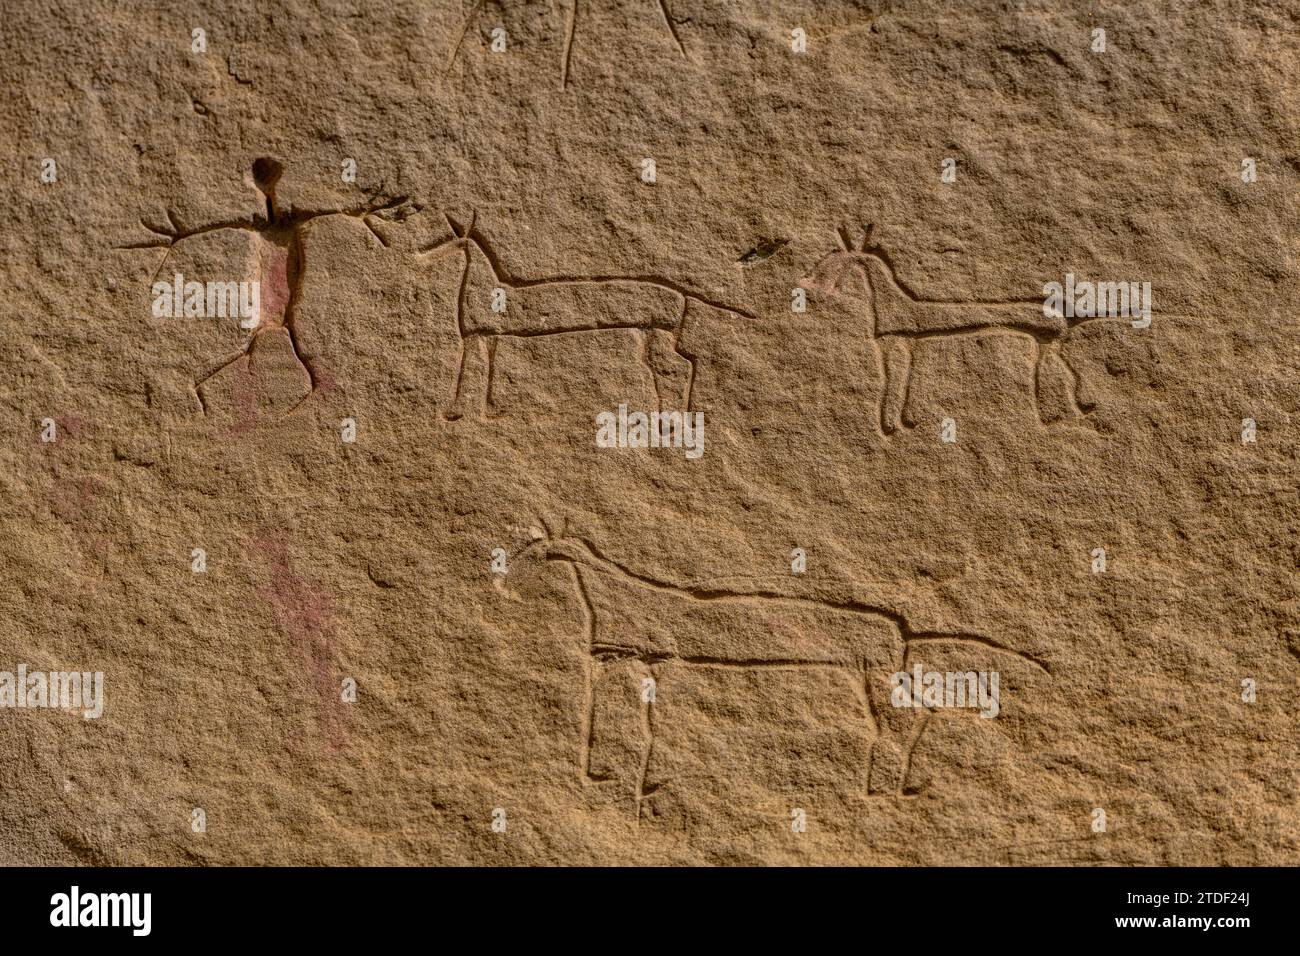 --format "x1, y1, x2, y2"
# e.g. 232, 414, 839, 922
904, 633, 1050, 674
